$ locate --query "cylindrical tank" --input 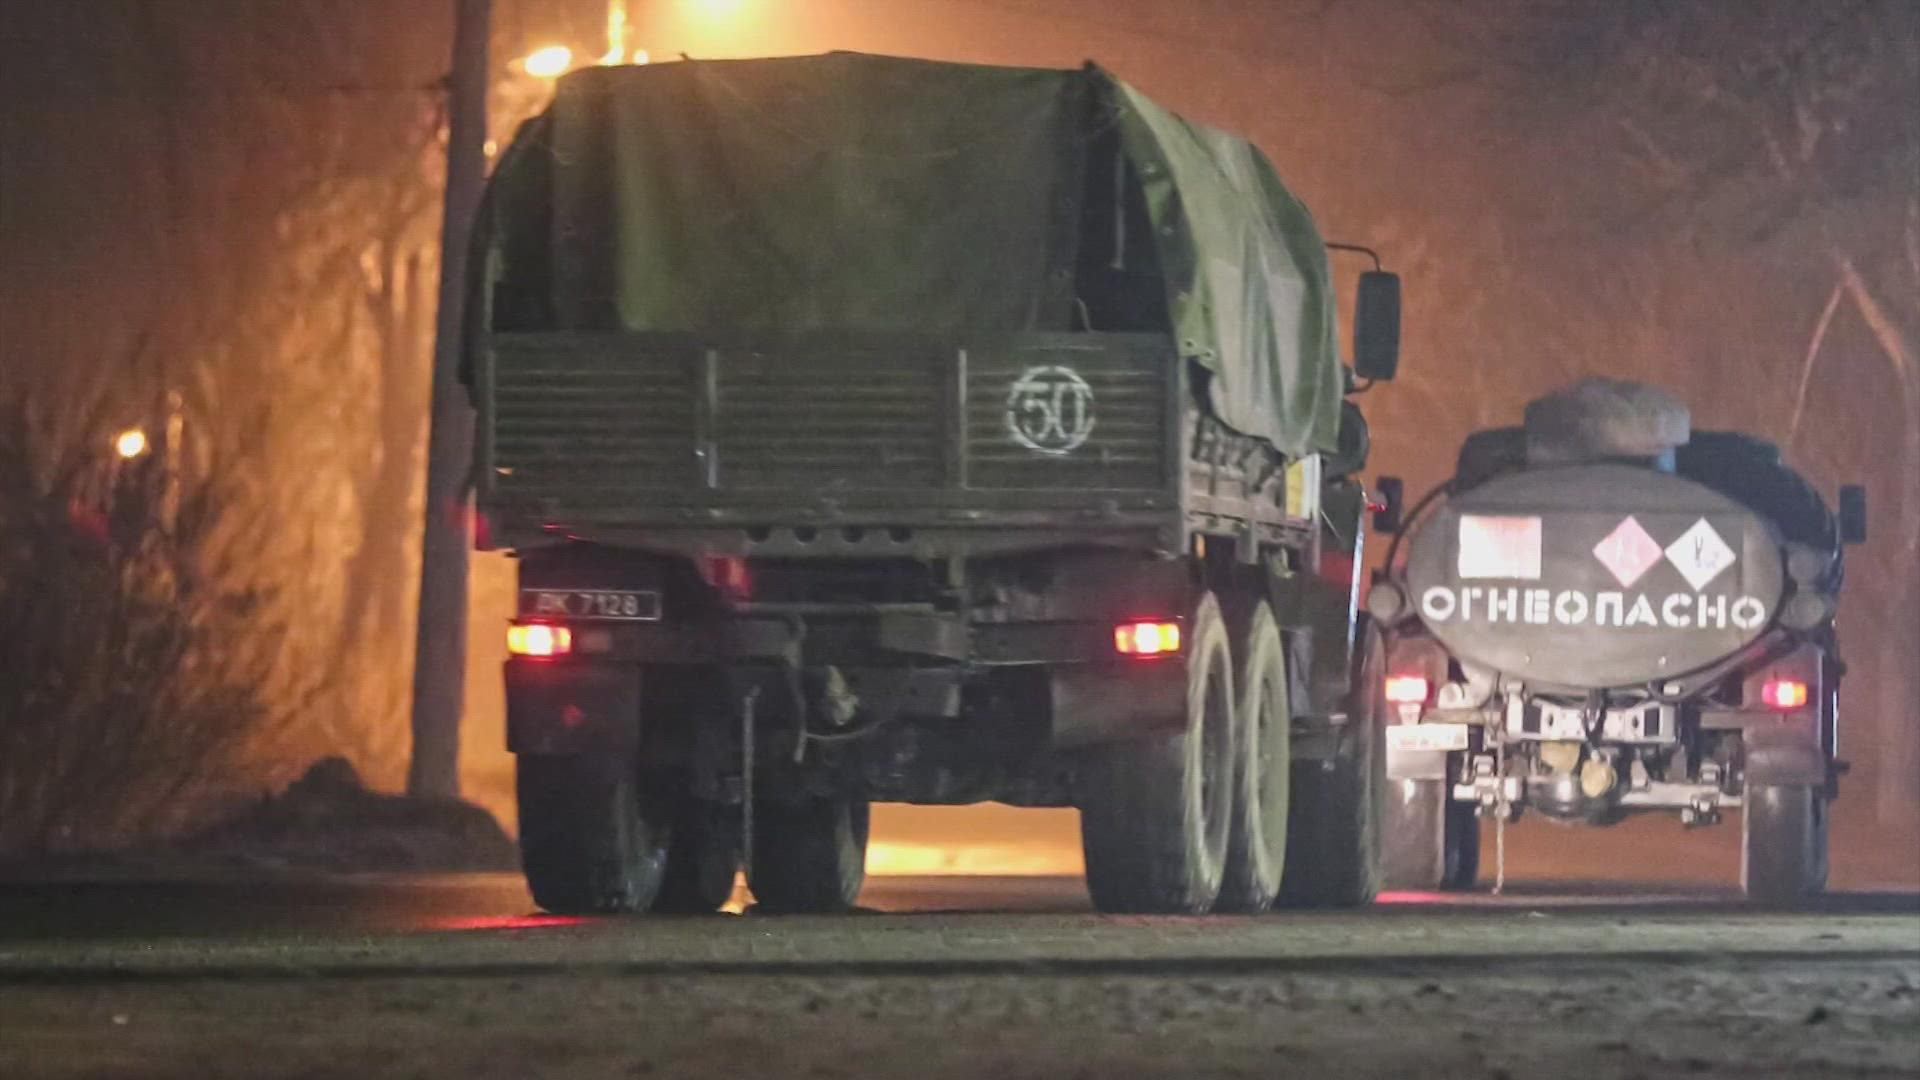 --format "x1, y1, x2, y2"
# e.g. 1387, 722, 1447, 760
1402, 463, 1786, 689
